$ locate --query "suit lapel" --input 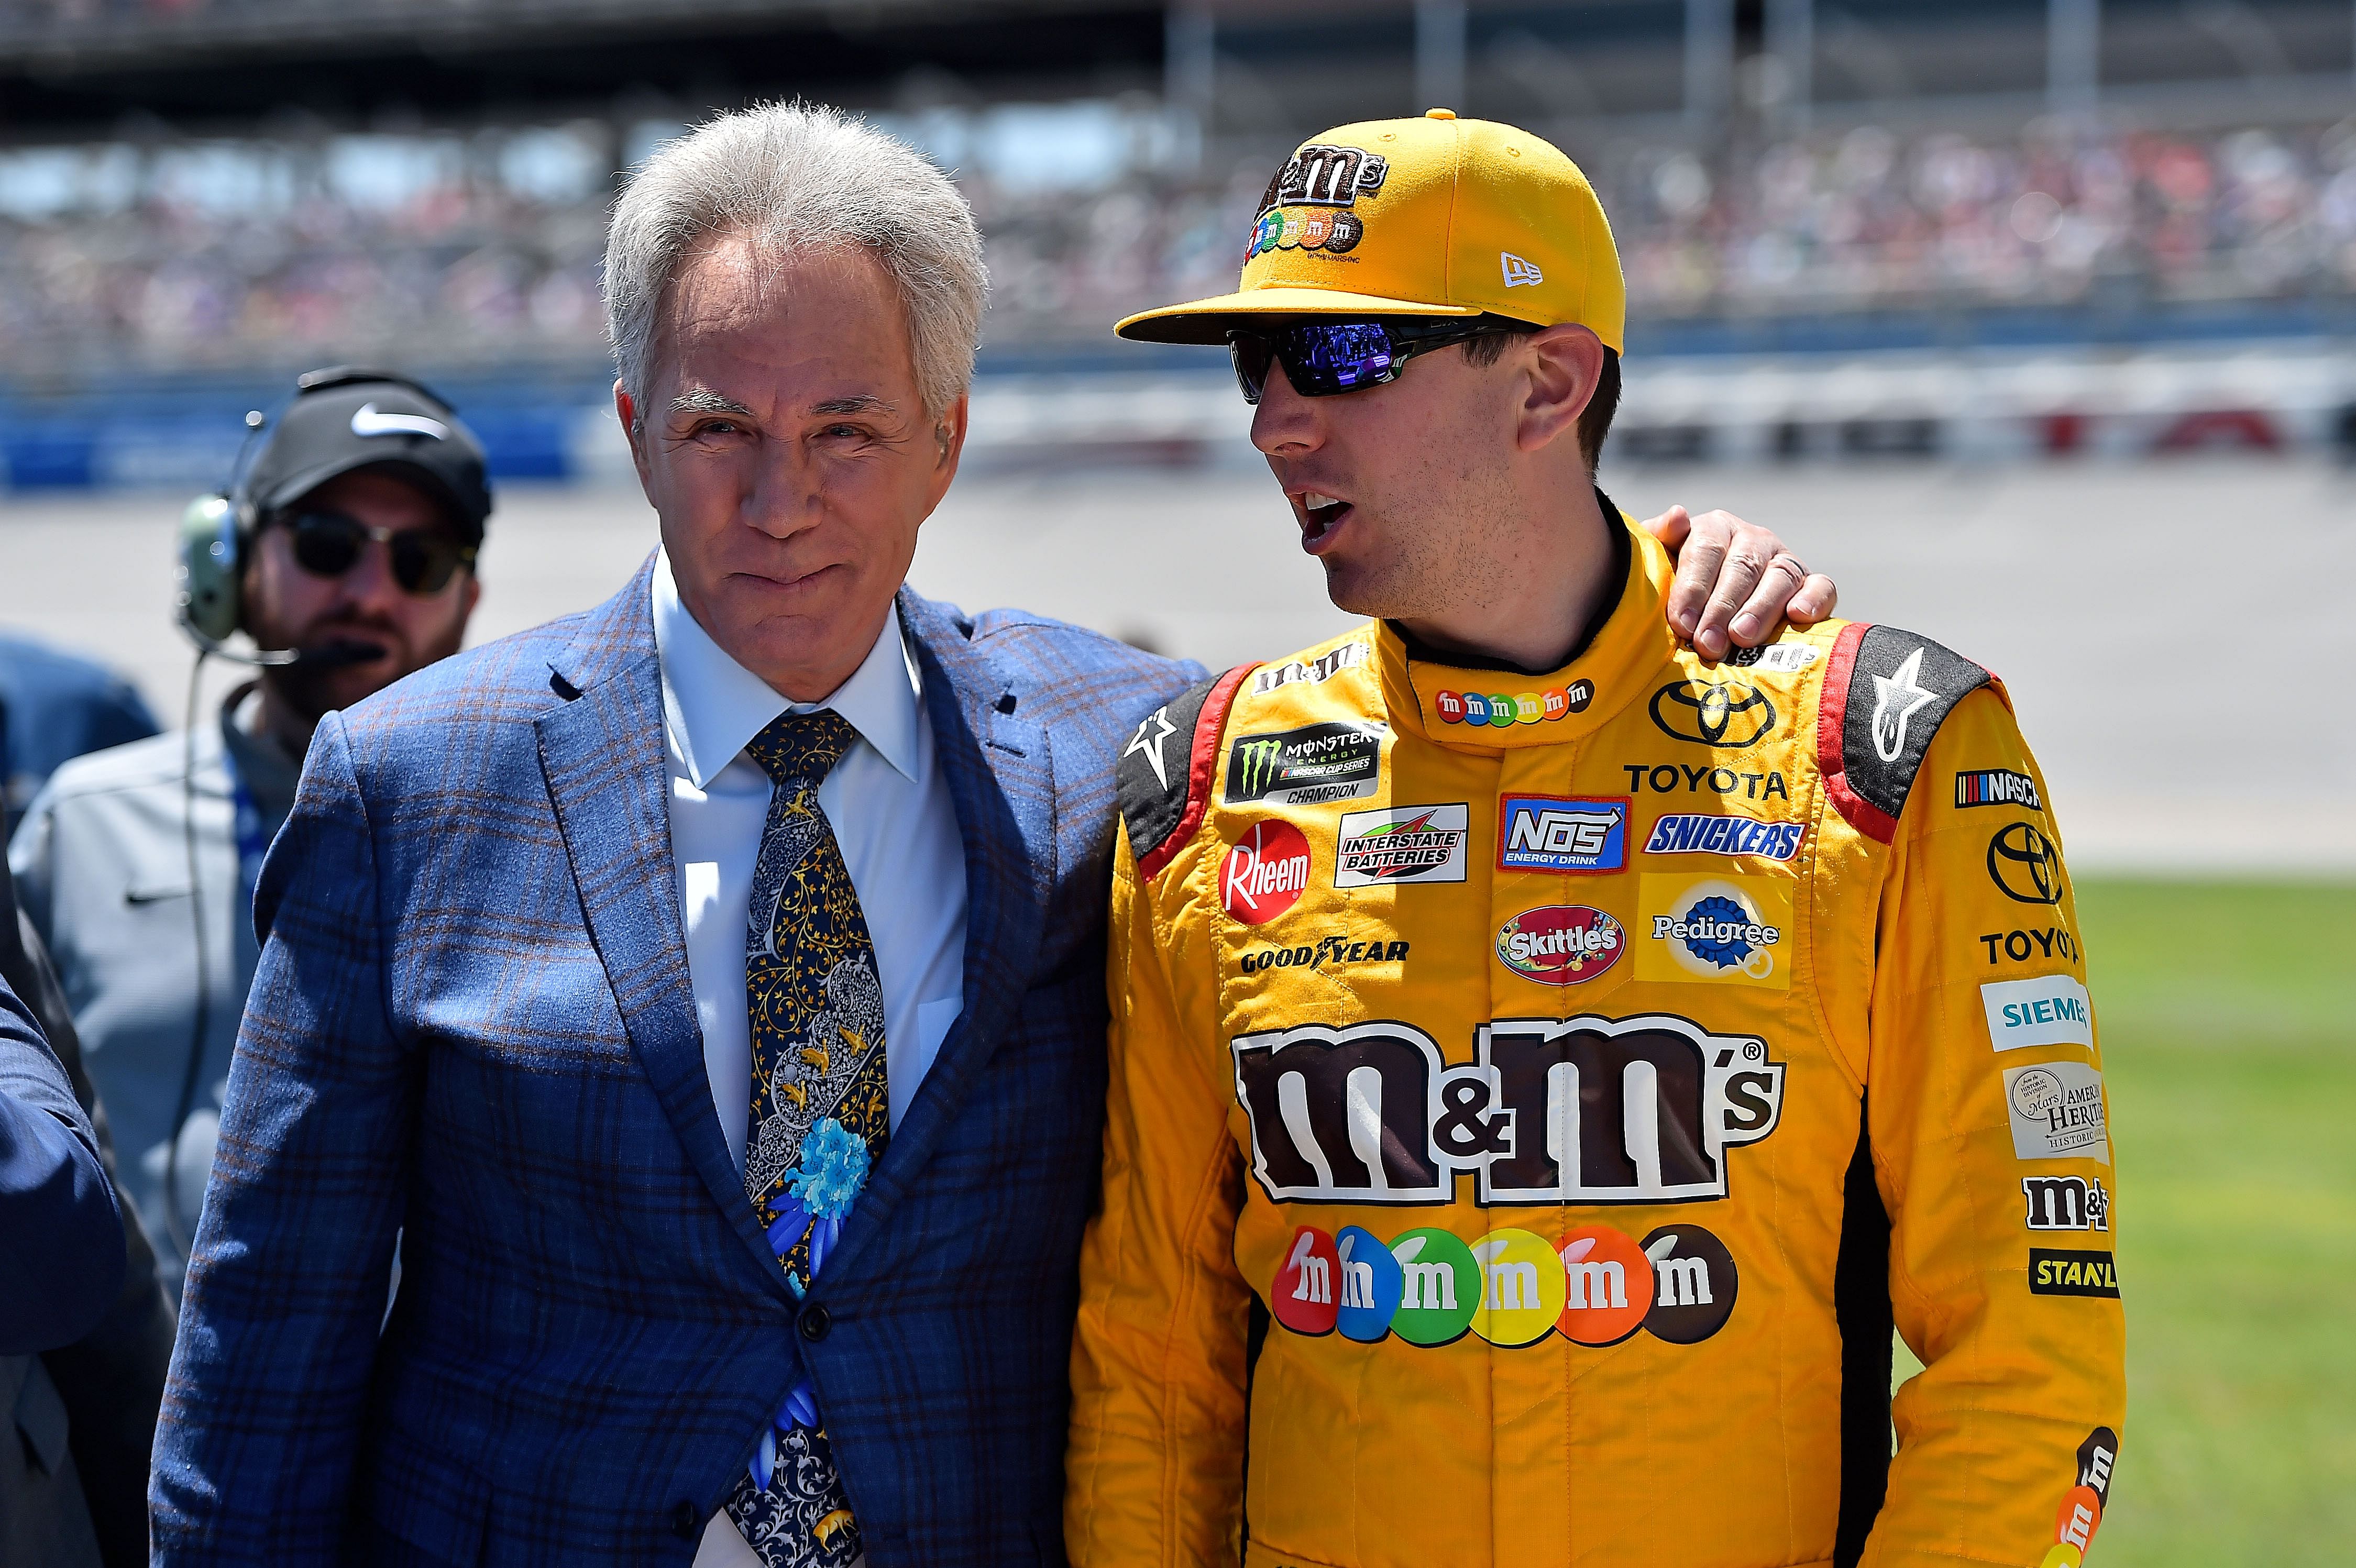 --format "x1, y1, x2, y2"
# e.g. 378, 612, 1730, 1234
536, 558, 795, 1304
813, 587, 1056, 1289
